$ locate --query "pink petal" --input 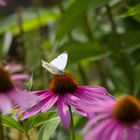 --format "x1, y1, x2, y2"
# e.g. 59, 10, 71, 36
99, 120, 118, 140
77, 86, 115, 101
41, 94, 59, 112
127, 126, 138, 140
8, 89, 39, 109
85, 119, 112, 140
20, 99, 48, 120
11, 74, 29, 81
0, 94, 12, 114
114, 124, 125, 140
4, 64, 23, 73
110, 123, 125, 140
57, 96, 71, 129
83, 113, 111, 133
